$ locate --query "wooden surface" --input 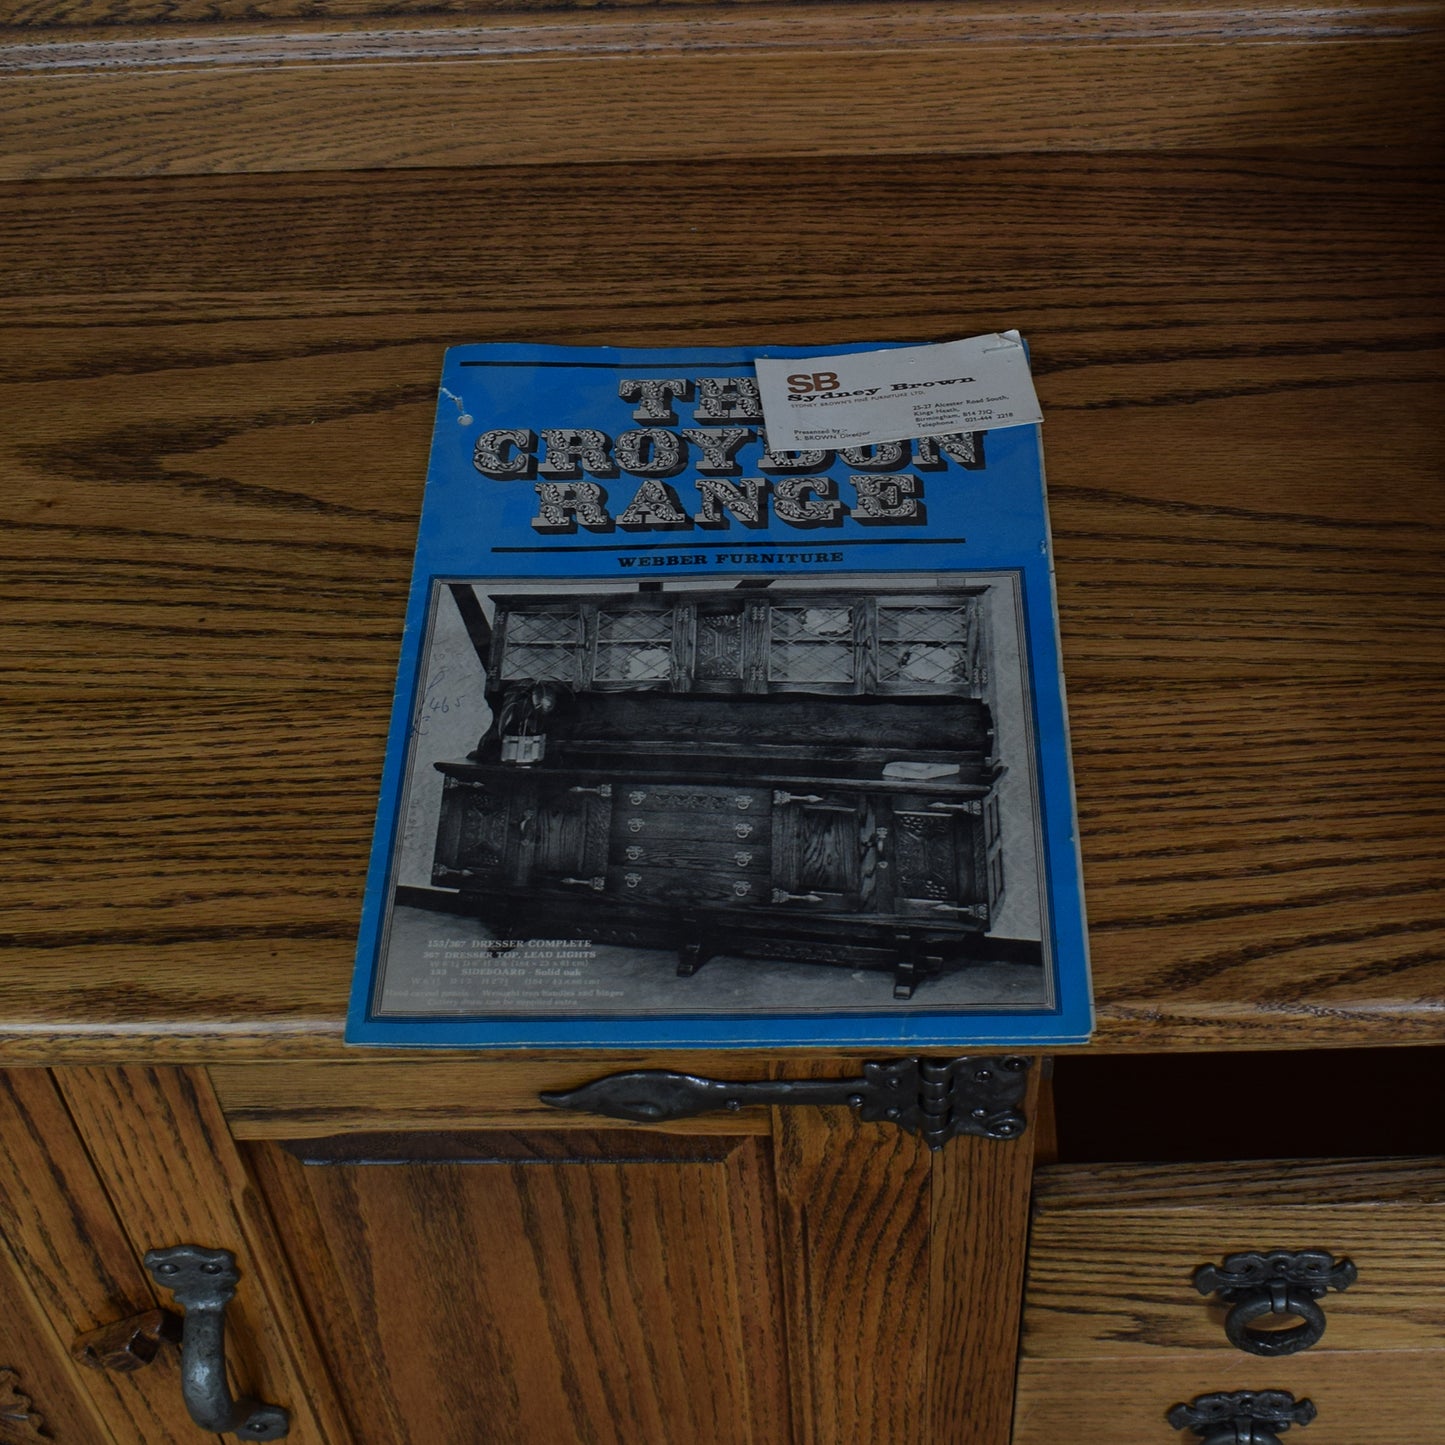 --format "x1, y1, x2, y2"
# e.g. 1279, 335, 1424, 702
924, 1067, 1039, 1444
1023, 1157, 1445, 1357
245, 1128, 790, 1442
763, 1062, 1037, 1445
771, 1076, 936, 1444
1, 146, 1443, 1060
210, 1058, 774, 1137
4, 1, 1442, 178
54, 1066, 352, 1444
1013, 1351, 1445, 1444
0, 1071, 202, 1442
1019, 1160, 1445, 1444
